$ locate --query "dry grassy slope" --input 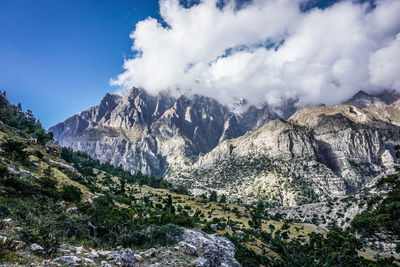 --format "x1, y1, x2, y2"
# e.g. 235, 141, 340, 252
130, 185, 325, 237
129, 185, 398, 260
